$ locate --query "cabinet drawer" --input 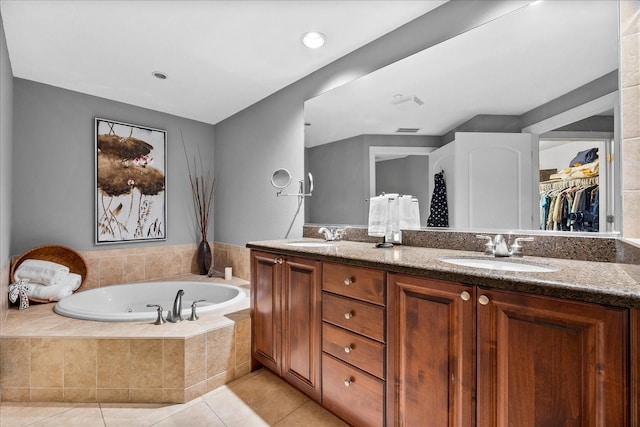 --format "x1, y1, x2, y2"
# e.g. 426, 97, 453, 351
323, 262, 385, 305
323, 322, 385, 379
322, 353, 384, 427
323, 292, 385, 342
